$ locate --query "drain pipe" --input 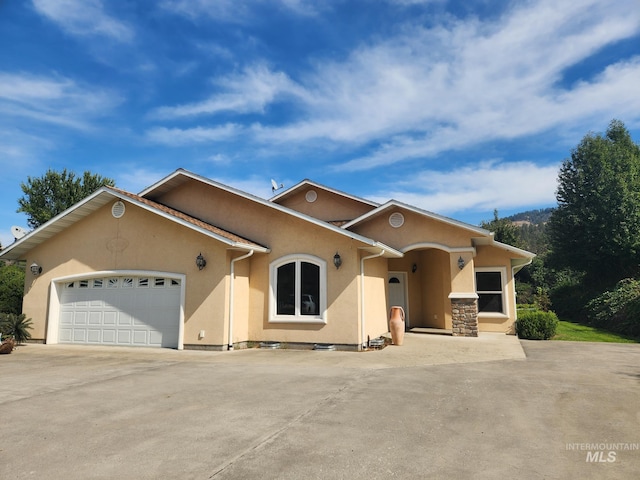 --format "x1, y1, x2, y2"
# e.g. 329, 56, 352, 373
228, 250, 254, 350
360, 249, 385, 350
